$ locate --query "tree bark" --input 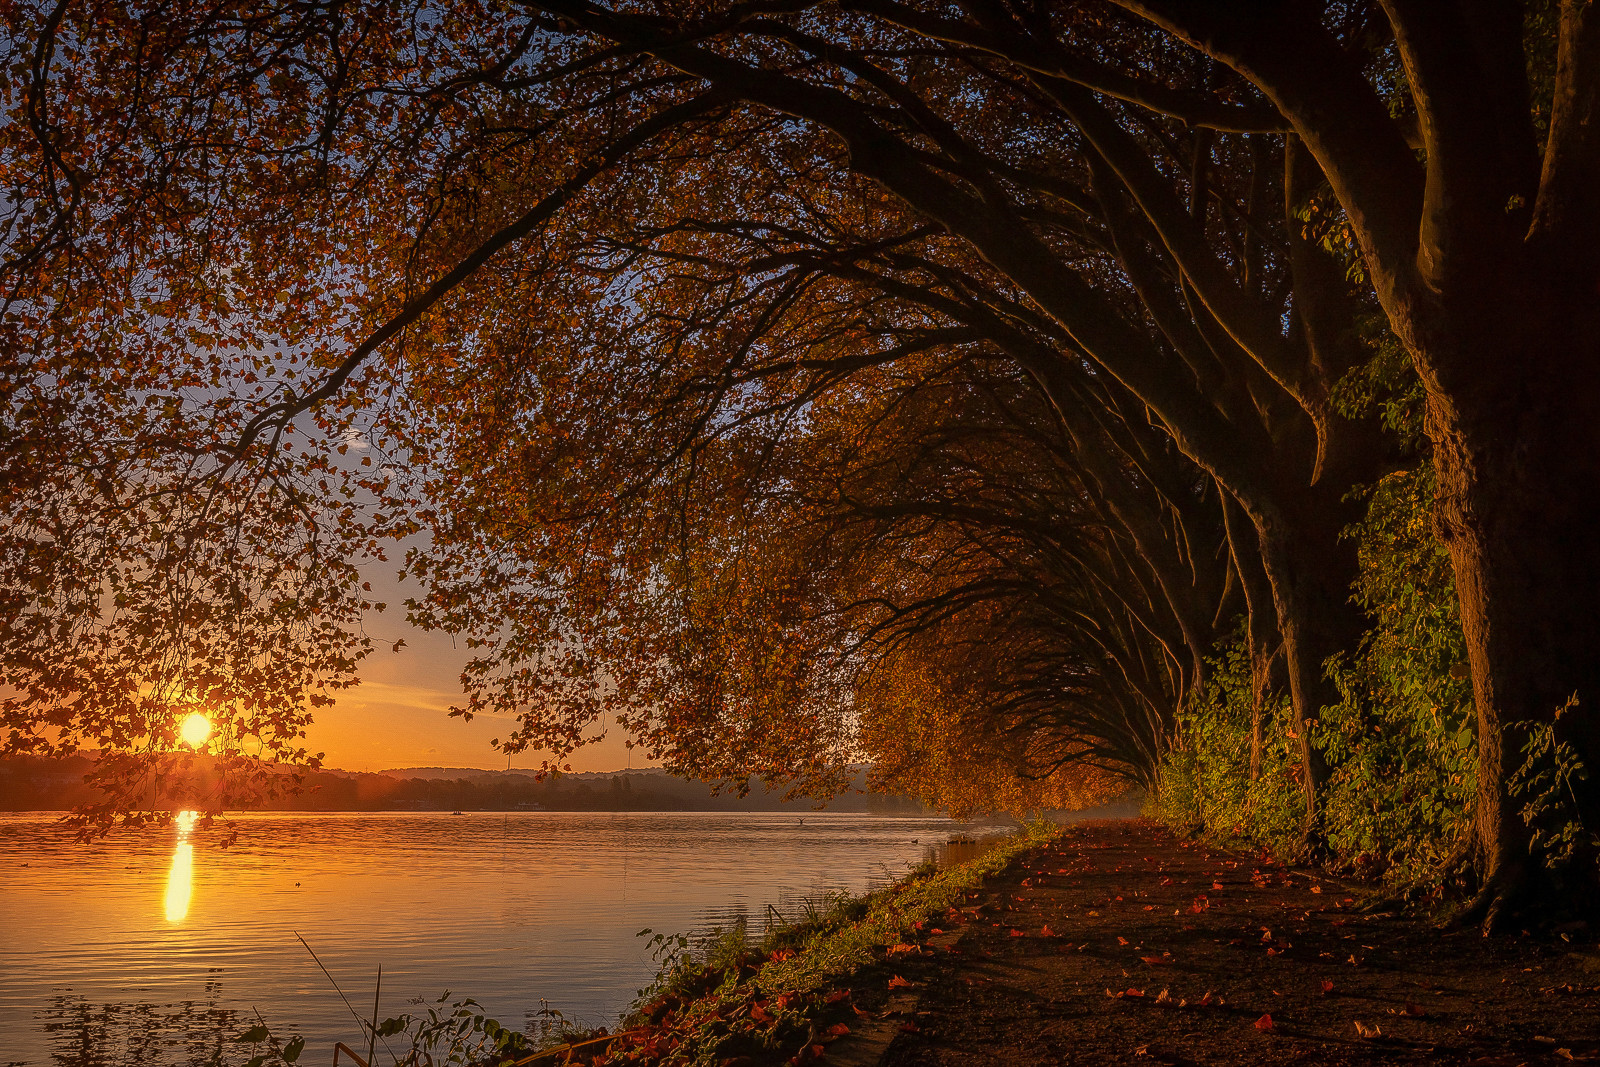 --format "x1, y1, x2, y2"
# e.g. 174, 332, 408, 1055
1241, 483, 1365, 850
1221, 490, 1283, 782
1419, 285, 1600, 924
